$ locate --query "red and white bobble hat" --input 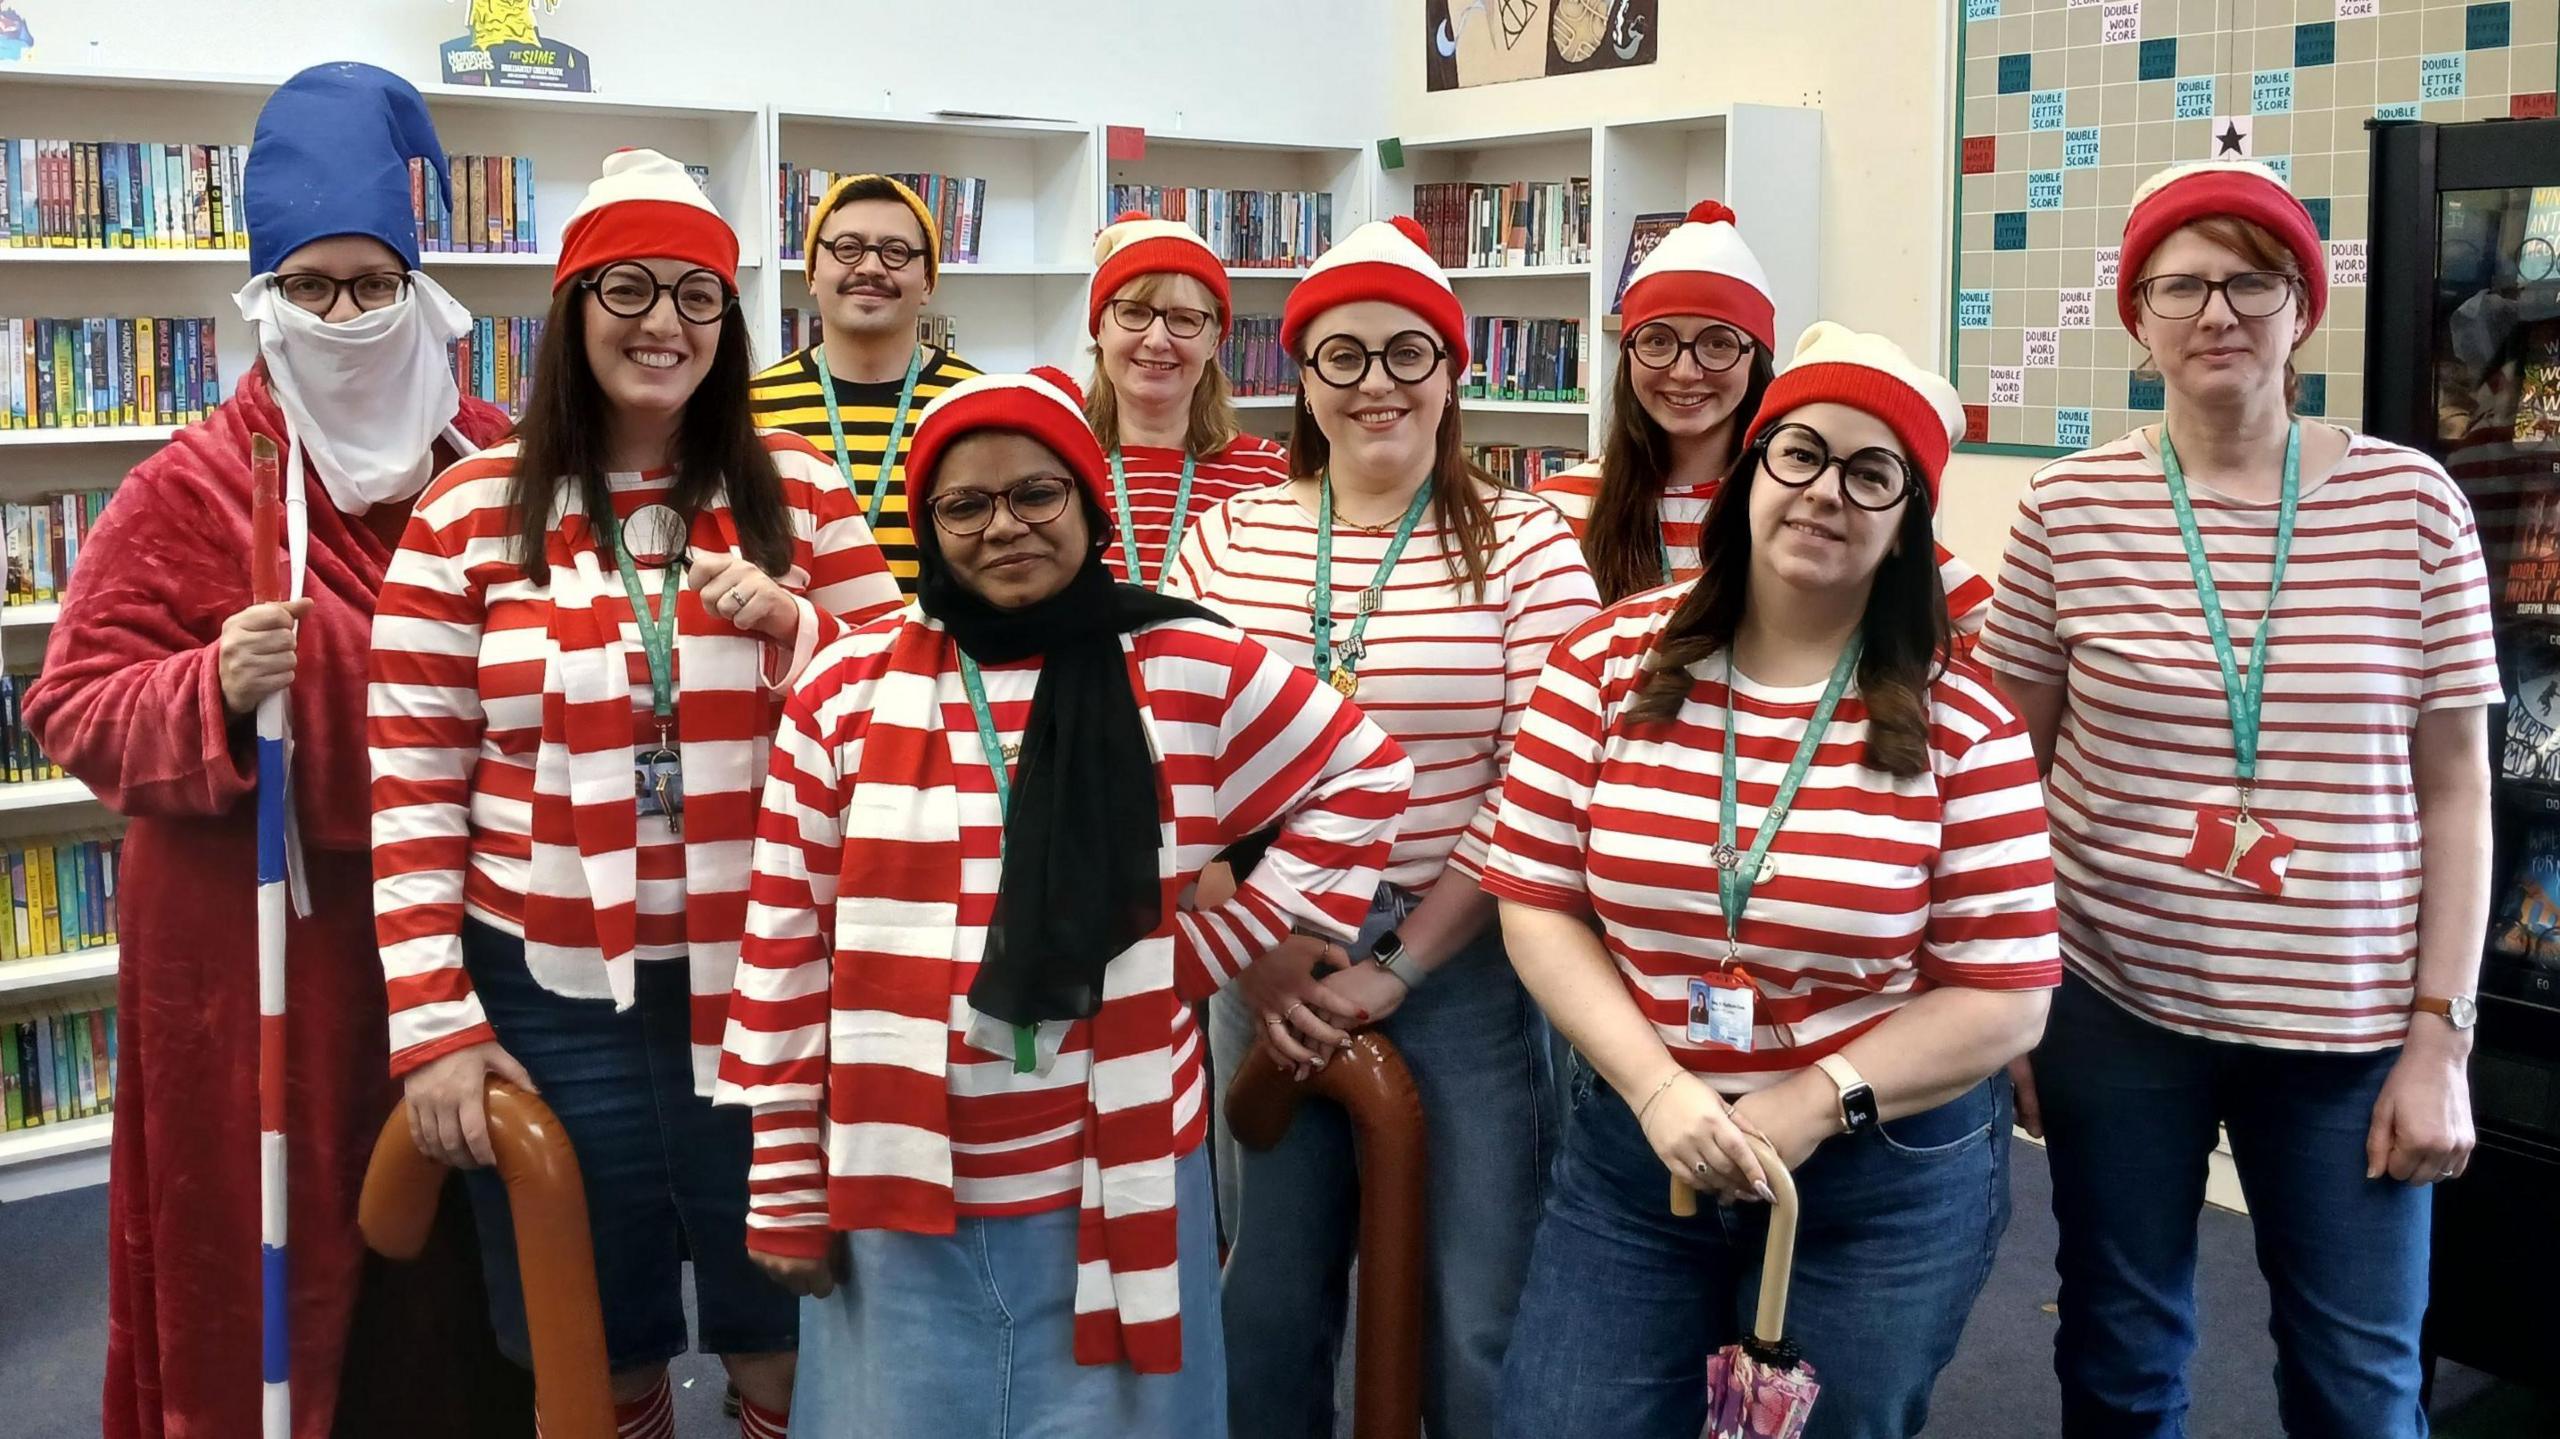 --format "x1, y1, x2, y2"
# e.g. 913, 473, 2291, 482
554, 147, 739, 292
1282, 215, 1469, 370
1619, 199, 1777, 351
904, 366, 1111, 522
2118, 159, 2326, 335
1745, 322, 1966, 503
1089, 211, 1233, 337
